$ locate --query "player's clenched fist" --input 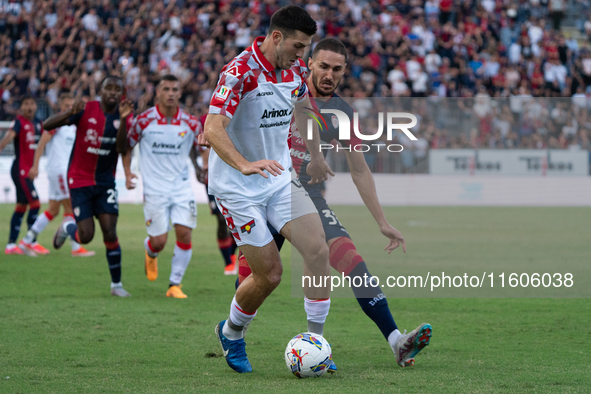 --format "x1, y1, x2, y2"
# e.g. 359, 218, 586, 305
69, 98, 85, 115
240, 160, 284, 178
